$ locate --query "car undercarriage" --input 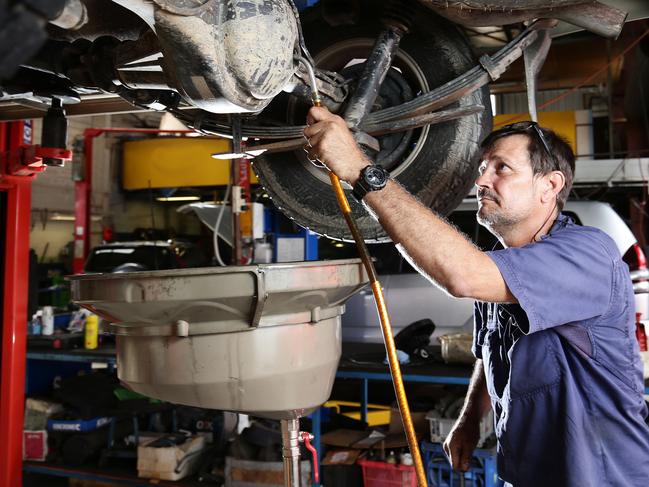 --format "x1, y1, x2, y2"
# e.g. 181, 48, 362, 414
0, 0, 638, 239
